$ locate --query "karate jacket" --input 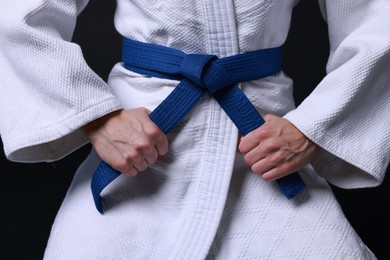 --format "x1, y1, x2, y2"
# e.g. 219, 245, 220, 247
1, 0, 389, 259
